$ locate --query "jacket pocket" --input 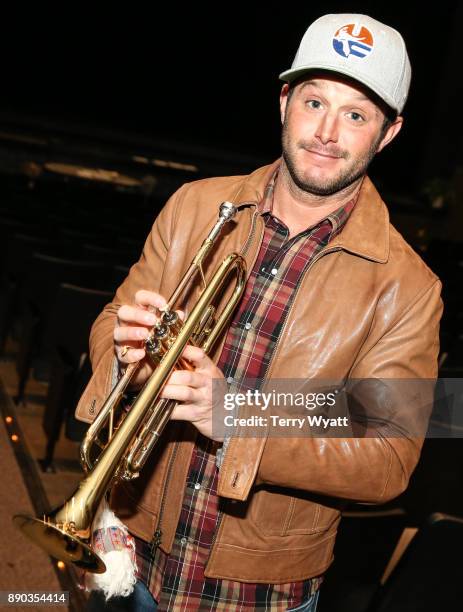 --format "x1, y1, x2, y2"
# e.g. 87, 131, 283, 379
249, 487, 339, 536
